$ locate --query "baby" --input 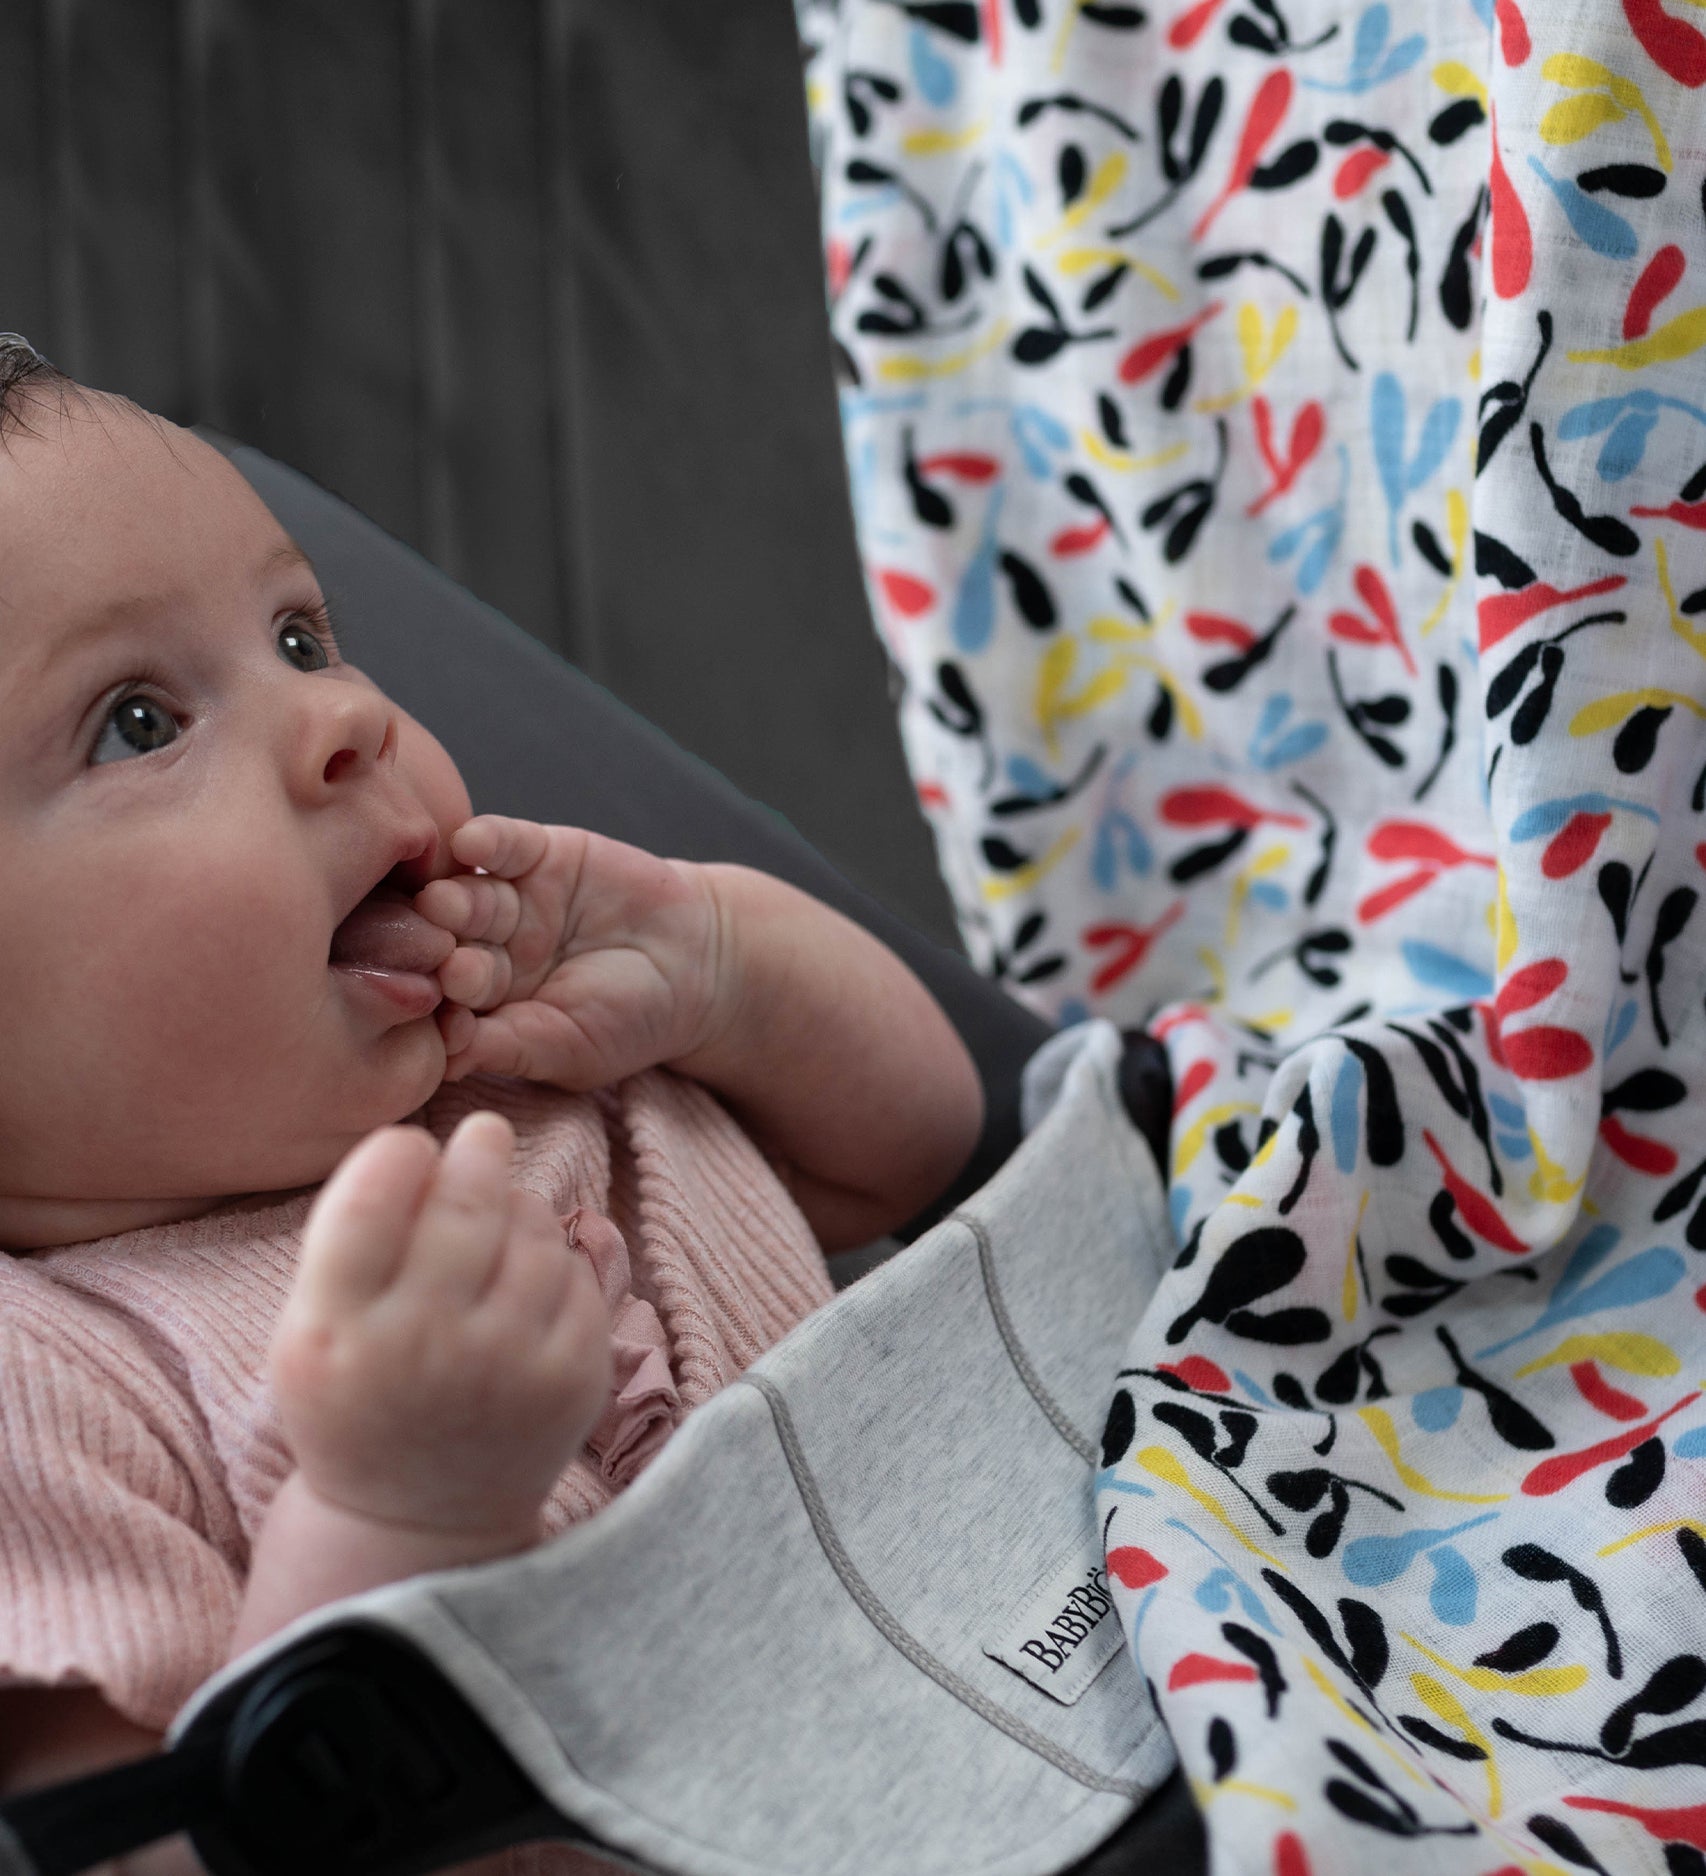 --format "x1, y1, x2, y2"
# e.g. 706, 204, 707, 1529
0, 348, 983, 1864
